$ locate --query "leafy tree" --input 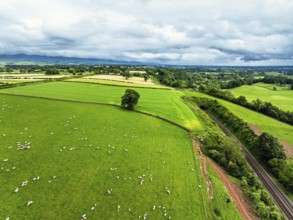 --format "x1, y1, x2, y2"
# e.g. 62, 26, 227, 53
236, 95, 247, 105
121, 89, 140, 110
143, 73, 149, 82
45, 69, 59, 75
256, 133, 286, 162
121, 71, 131, 79
252, 99, 264, 112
